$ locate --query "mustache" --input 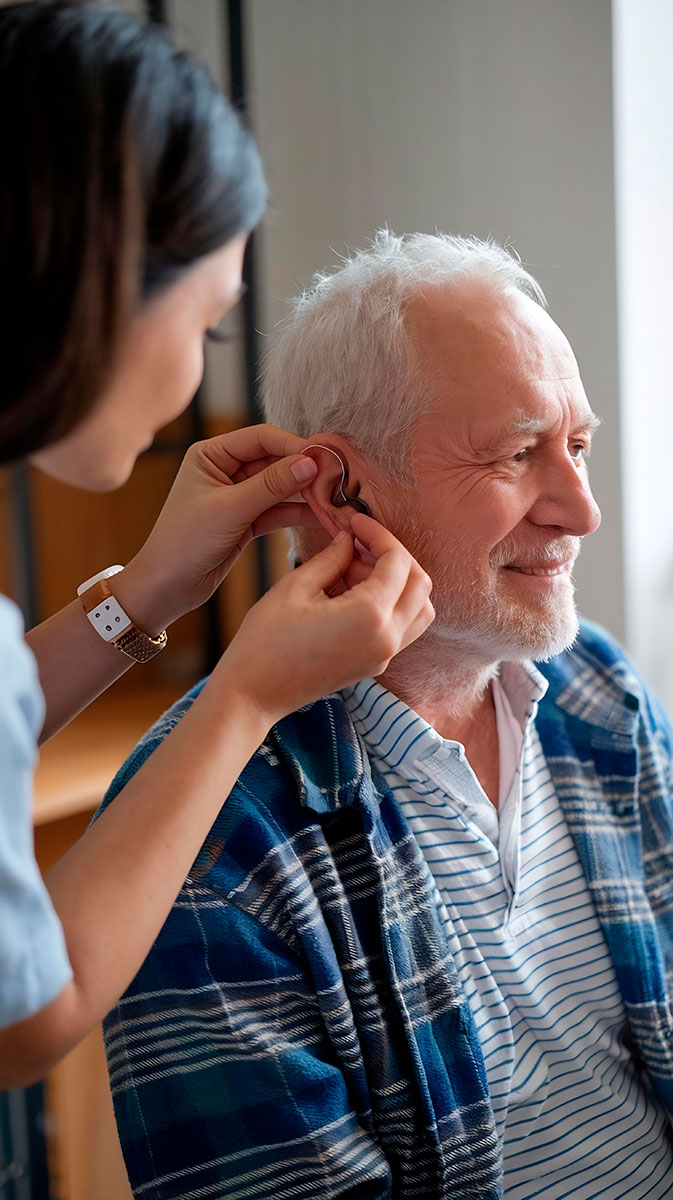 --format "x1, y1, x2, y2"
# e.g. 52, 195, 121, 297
489, 536, 581, 569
